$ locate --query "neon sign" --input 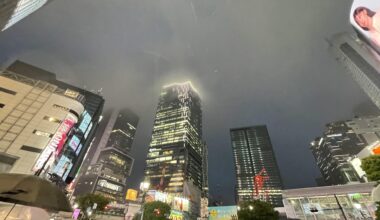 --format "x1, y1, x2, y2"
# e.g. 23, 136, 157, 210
33, 114, 76, 171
